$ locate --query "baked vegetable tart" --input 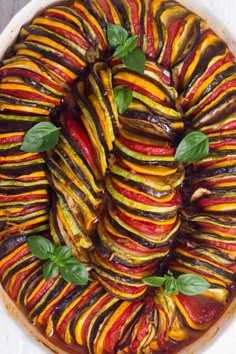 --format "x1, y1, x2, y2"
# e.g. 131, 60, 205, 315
0, 0, 236, 353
